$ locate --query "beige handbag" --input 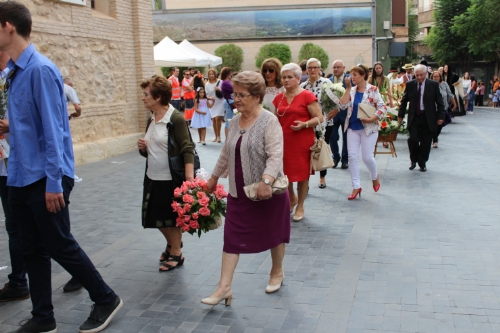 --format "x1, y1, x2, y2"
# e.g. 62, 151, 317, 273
310, 136, 334, 172
357, 103, 377, 119
243, 175, 289, 201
